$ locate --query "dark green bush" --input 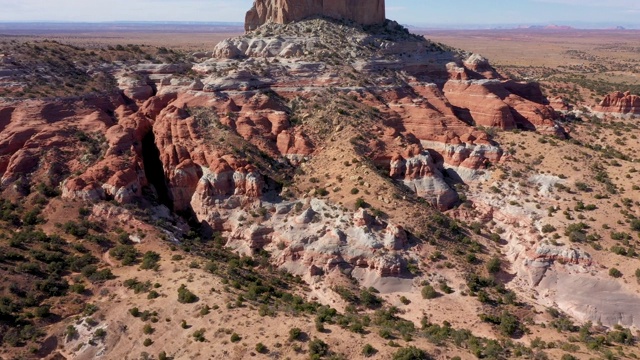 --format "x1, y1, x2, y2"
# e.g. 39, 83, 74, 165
421, 285, 438, 299
392, 346, 431, 360
309, 338, 329, 358
255, 342, 267, 353
230, 333, 241, 343
177, 285, 197, 303
362, 344, 377, 357
486, 257, 501, 274
609, 268, 622, 278
289, 327, 302, 341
